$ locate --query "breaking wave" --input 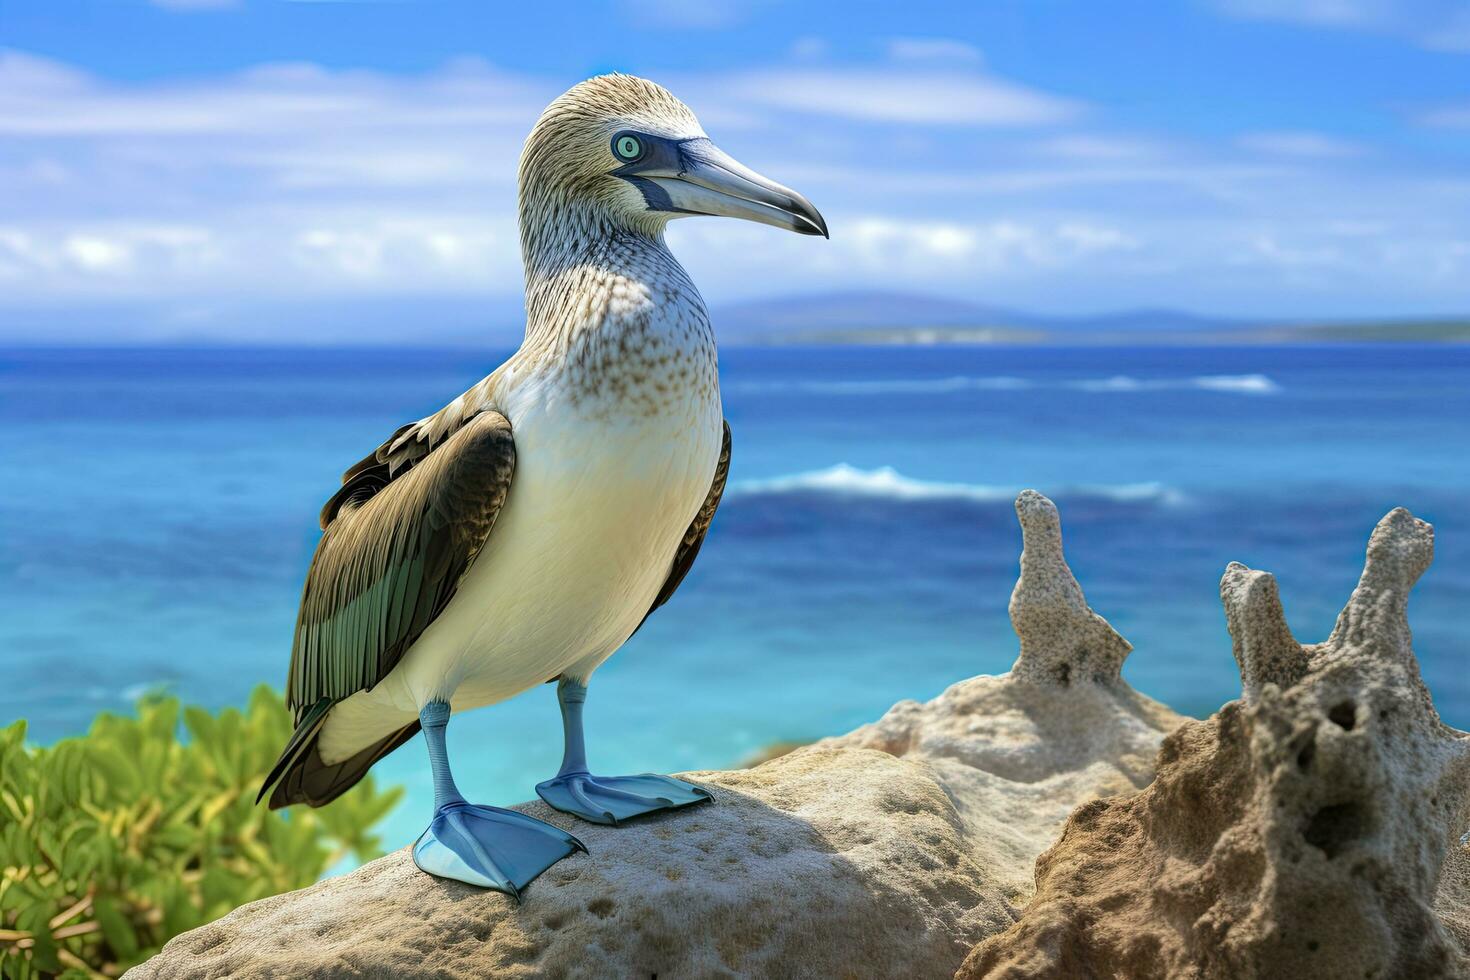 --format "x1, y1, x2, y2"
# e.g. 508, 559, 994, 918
733, 376, 1033, 395
729, 464, 1188, 506
1068, 373, 1280, 394
730, 374, 1279, 396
